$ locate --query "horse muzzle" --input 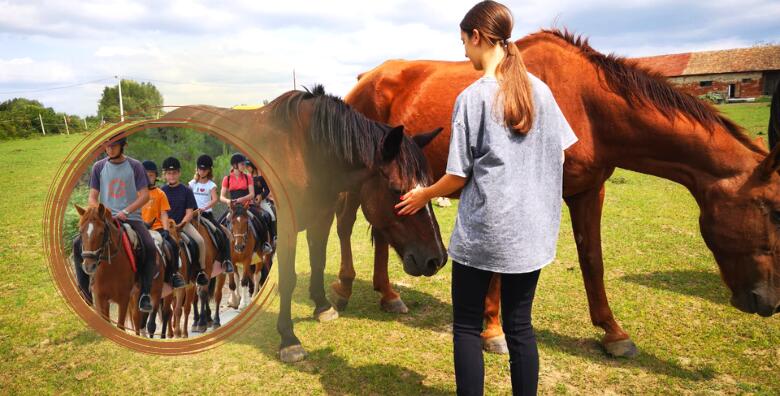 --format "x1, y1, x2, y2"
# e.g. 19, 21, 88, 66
402, 252, 446, 277
81, 257, 99, 275
730, 286, 780, 317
